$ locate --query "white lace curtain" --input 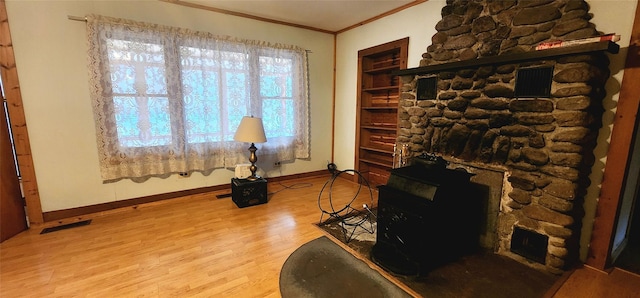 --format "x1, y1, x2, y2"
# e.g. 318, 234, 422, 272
86, 14, 310, 182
